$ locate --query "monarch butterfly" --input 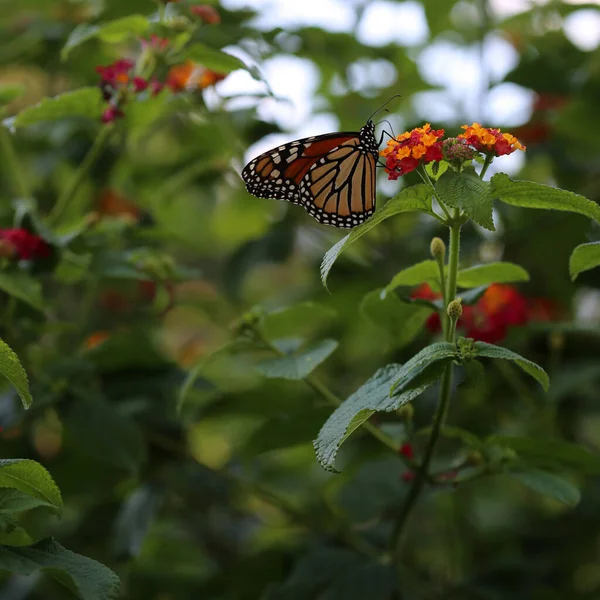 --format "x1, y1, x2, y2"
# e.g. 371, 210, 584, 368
241, 98, 400, 228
